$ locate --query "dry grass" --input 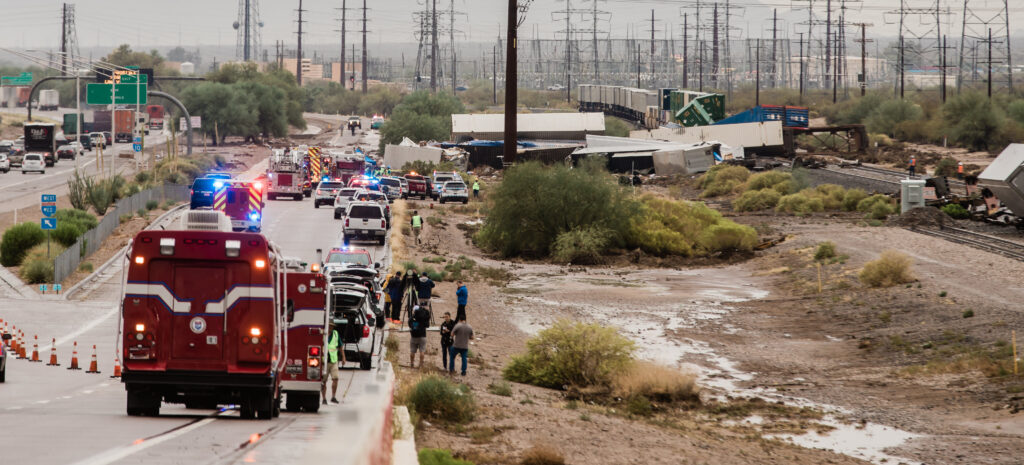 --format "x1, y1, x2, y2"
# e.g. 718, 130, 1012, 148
611, 361, 700, 402
859, 250, 915, 287
520, 443, 566, 465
